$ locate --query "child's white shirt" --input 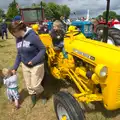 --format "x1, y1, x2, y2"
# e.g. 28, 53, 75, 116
3, 74, 18, 88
